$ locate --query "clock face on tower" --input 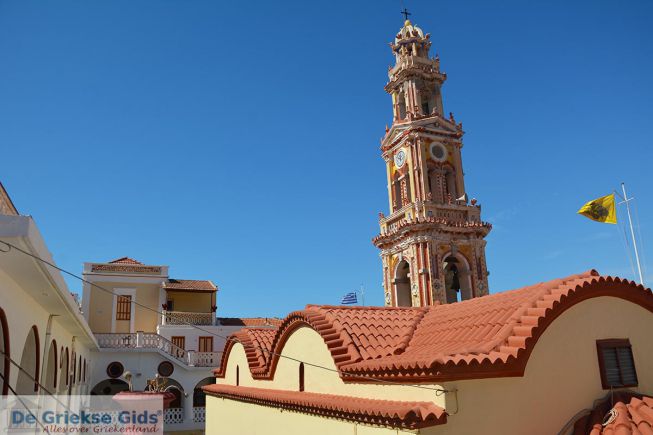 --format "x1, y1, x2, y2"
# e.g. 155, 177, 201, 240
394, 149, 407, 168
